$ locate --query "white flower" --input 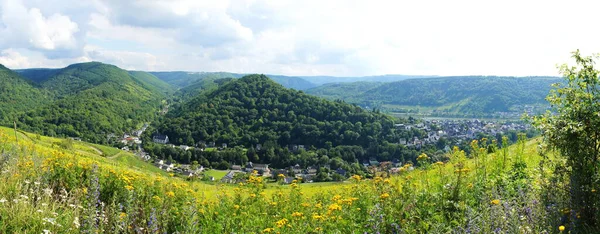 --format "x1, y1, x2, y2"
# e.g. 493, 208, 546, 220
42, 217, 56, 225
42, 203, 48, 207
24, 180, 31, 184
73, 217, 80, 228
0, 198, 6, 203
42, 229, 51, 234
43, 188, 52, 196
19, 195, 29, 199
34, 181, 41, 185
